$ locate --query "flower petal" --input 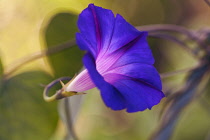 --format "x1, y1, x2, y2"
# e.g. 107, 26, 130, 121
114, 77, 165, 112
83, 53, 126, 110
104, 73, 164, 112
77, 4, 143, 58
96, 32, 155, 75
110, 32, 155, 67
106, 63, 162, 90
105, 14, 141, 54
66, 69, 95, 92
76, 4, 164, 113
77, 4, 115, 57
